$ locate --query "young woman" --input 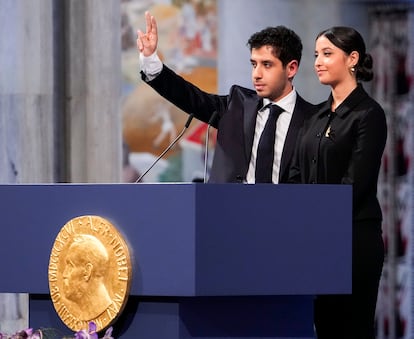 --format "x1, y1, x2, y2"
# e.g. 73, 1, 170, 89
289, 27, 387, 338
